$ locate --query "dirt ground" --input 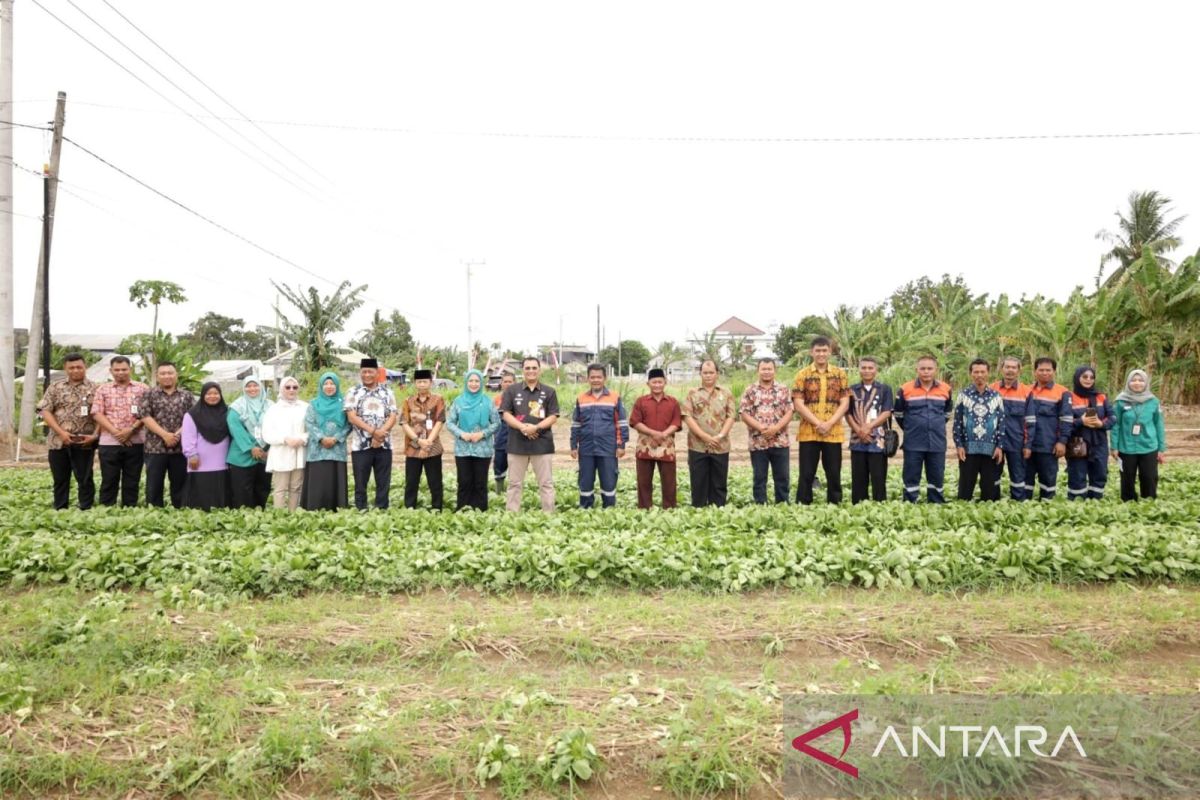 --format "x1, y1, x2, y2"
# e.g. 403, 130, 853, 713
4, 405, 1199, 468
